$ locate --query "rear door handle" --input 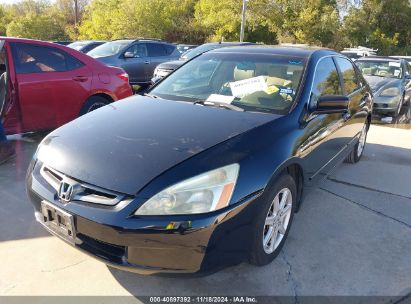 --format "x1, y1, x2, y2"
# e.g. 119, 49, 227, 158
73, 76, 88, 82
144, 60, 150, 64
